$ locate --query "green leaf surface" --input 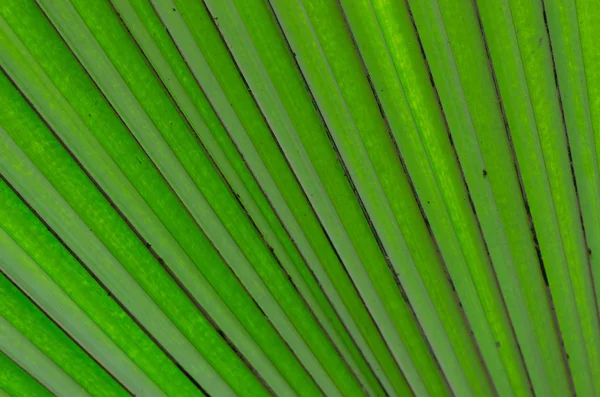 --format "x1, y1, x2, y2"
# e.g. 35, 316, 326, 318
2, 0, 600, 396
